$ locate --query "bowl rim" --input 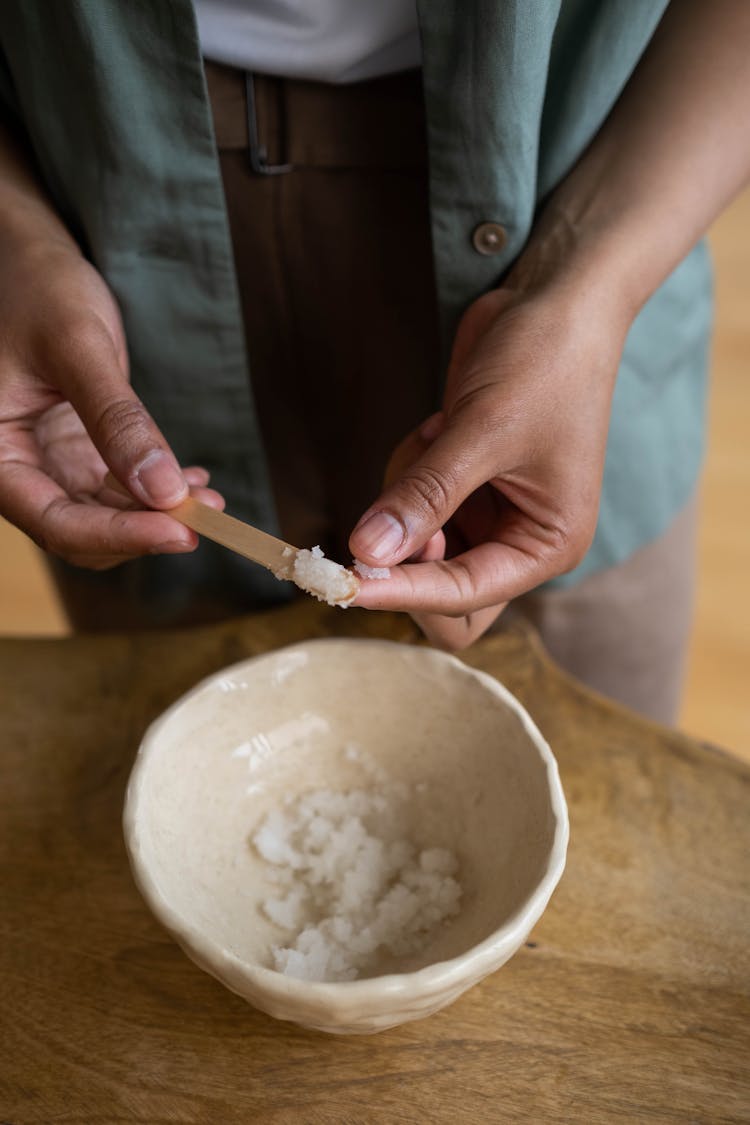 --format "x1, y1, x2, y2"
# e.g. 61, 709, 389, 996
123, 636, 569, 1010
